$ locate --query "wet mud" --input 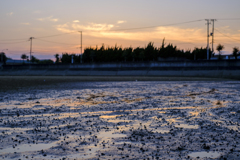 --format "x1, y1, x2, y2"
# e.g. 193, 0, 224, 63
0, 81, 240, 159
